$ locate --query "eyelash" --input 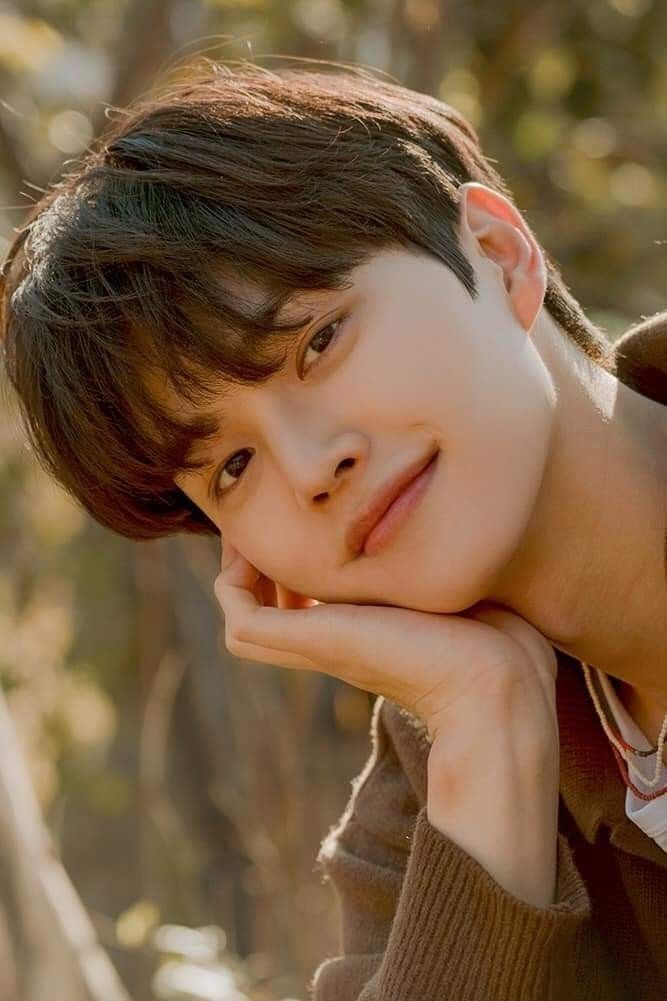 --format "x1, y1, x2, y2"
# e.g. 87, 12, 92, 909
212, 315, 346, 499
